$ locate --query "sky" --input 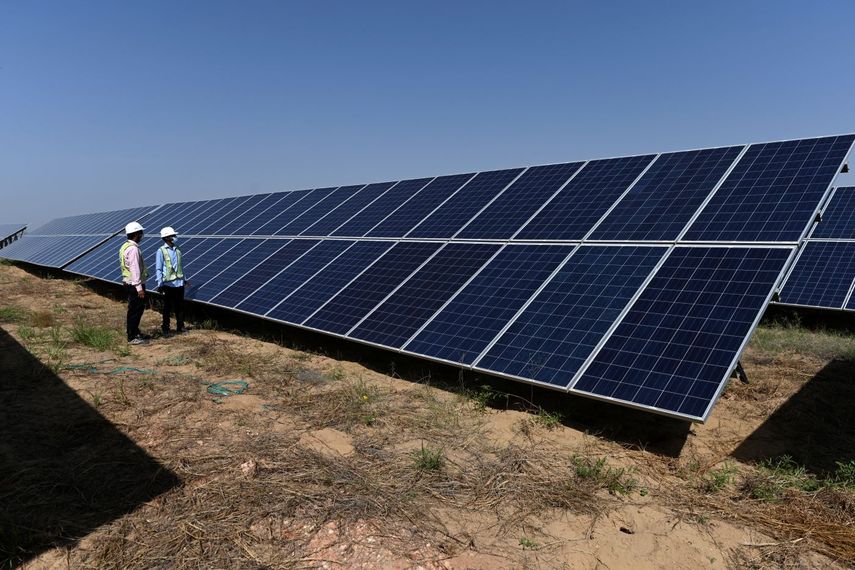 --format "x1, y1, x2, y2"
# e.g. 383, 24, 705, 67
2, 1, 855, 229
